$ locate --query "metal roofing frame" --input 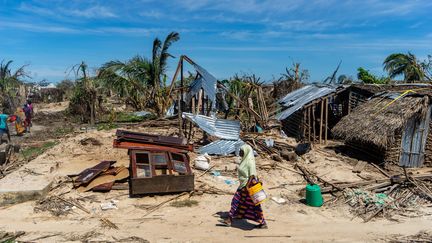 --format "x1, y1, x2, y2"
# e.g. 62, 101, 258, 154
198, 139, 245, 155
182, 112, 240, 140
276, 85, 337, 121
